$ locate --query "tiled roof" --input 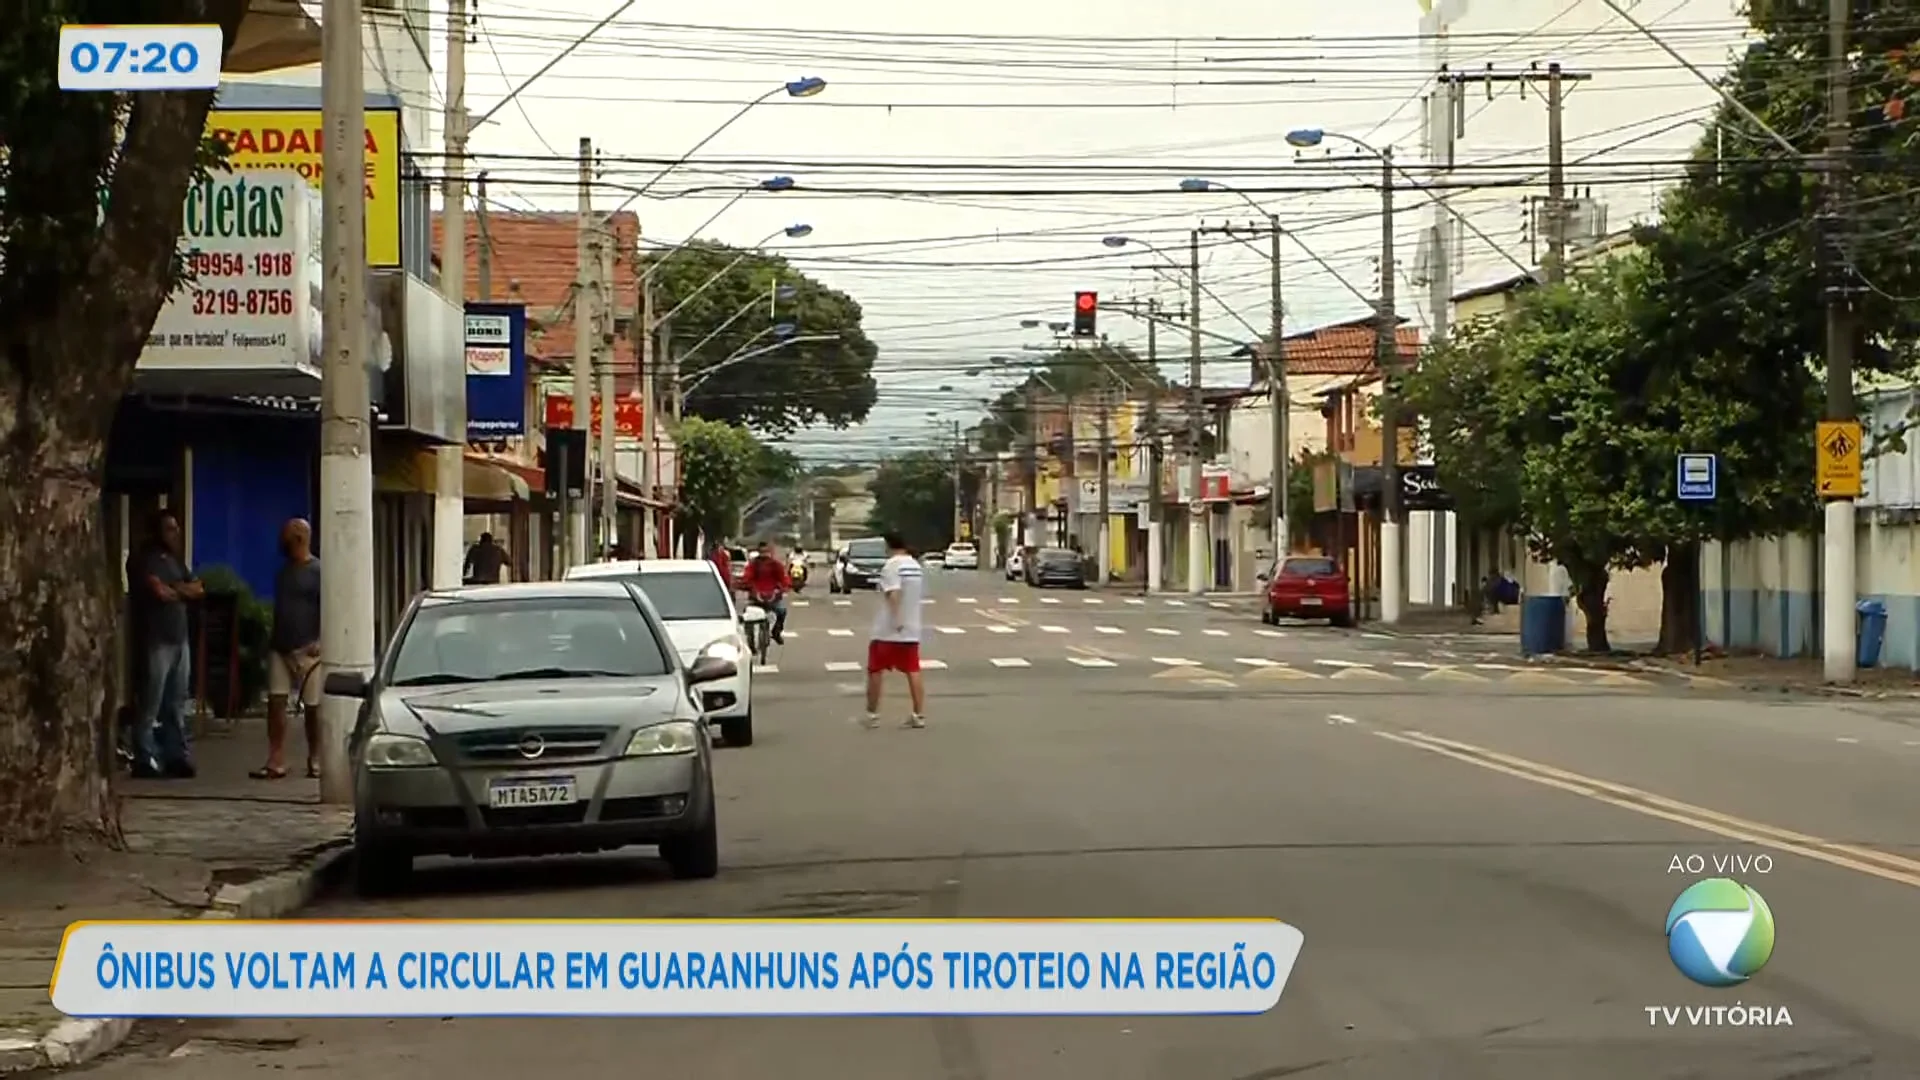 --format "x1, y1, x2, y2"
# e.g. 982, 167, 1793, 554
431, 211, 641, 378
1251, 315, 1421, 378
